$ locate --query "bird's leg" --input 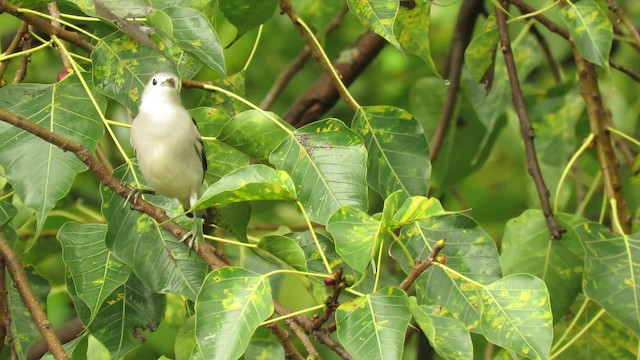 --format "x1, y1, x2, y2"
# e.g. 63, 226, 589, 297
179, 214, 199, 256
123, 187, 155, 209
